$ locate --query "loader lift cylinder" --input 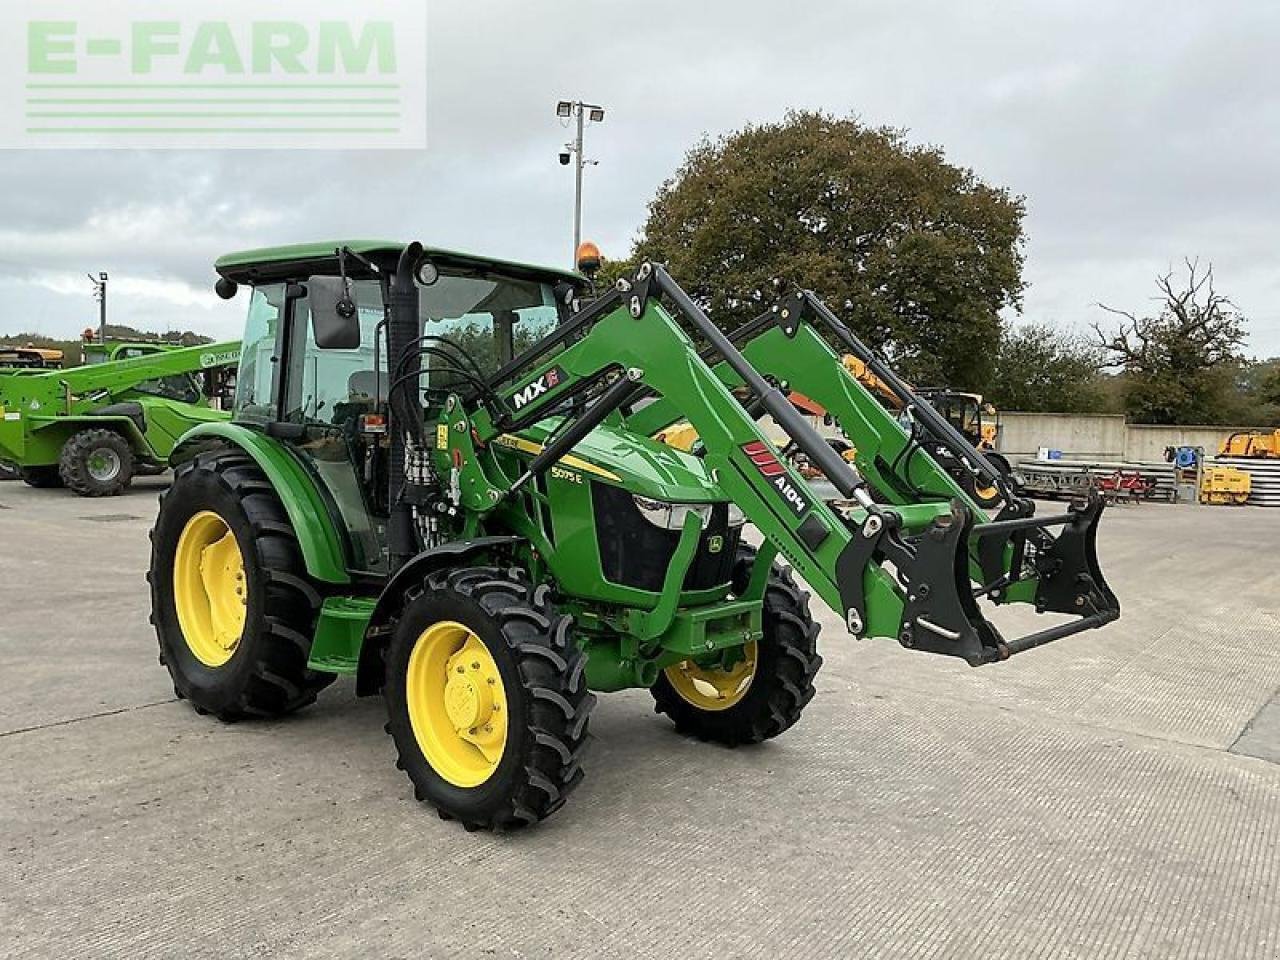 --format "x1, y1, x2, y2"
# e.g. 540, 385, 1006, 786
648, 266, 864, 500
